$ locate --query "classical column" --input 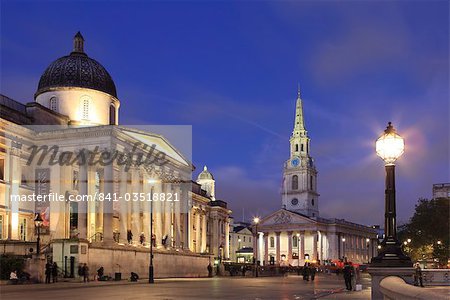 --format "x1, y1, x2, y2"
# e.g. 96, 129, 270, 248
313, 232, 318, 260
78, 162, 88, 239
201, 211, 207, 252
300, 231, 305, 261
154, 182, 163, 248
287, 231, 293, 263
195, 210, 201, 252
163, 182, 172, 248
320, 232, 324, 261
181, 187, 190, 250
142, 175, 150, 245
174, 184, 182, 249
130, 169, 140, 243
224, 219, 230, 259
118, 167, 128, 244
8, 143, 21, 240
103, 163, 114, 243
275, 232, 281, 264
264, 233, 269, 265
